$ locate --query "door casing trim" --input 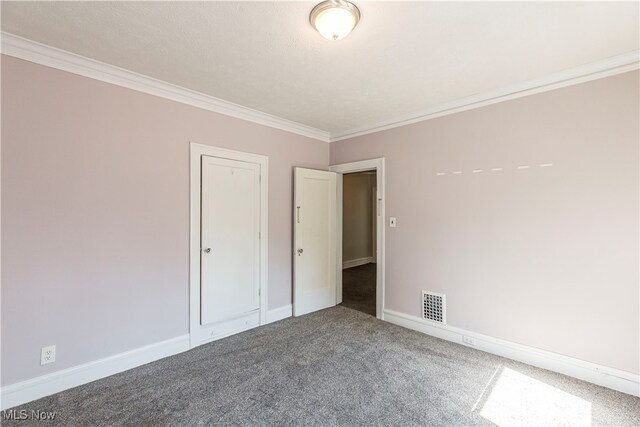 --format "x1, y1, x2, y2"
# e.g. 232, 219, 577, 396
189, 142, 269, 349
330, 158, 385, 319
